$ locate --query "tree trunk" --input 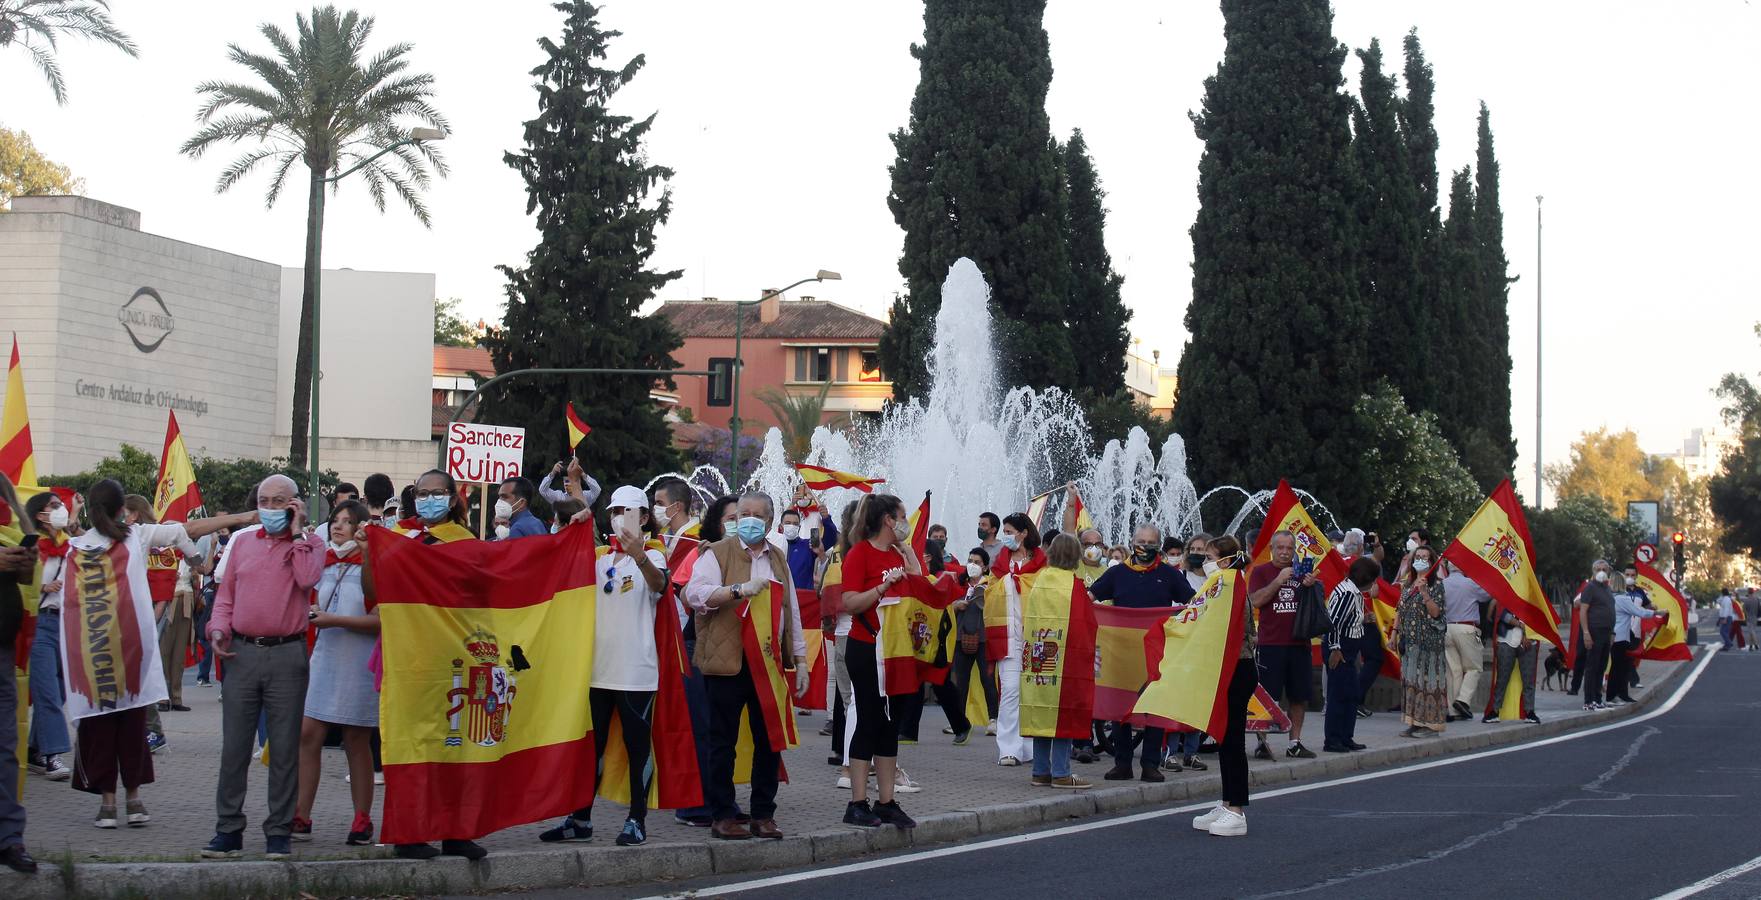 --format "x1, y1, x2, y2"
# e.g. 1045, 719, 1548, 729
288, 168, 325, 468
